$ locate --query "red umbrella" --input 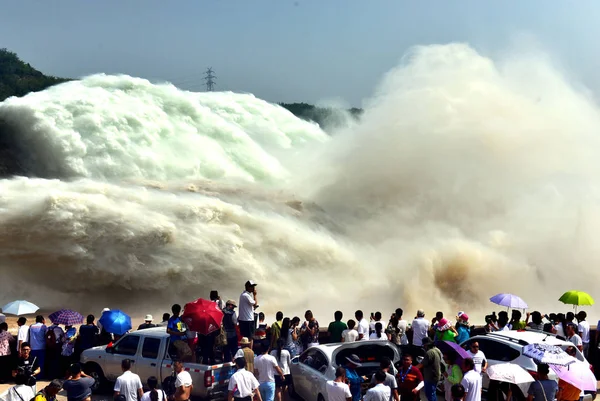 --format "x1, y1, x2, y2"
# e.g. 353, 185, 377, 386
181, 298, 223, 335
